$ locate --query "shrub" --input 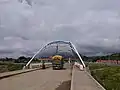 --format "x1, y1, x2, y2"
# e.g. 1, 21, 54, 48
0, 62, 24, 72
